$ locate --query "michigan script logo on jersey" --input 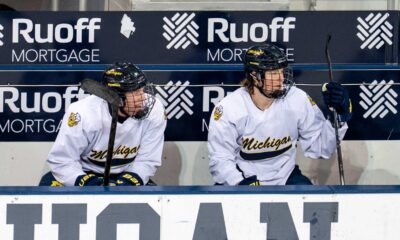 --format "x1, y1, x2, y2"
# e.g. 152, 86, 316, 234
67, 112, 81, 127
88, 145, 140, 167
240, 136, 292, 161
90, 145, 140, 160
